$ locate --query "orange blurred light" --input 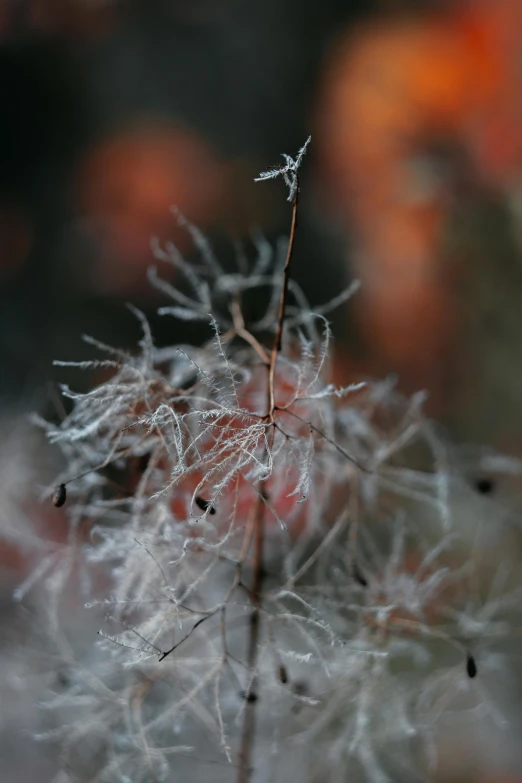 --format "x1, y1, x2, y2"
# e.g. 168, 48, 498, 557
76, 124, 230, 297
316, 1, 522, 408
